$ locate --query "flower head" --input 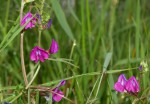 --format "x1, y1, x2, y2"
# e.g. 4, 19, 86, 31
36, 13, 52, 29
114, 74, 127, 92
45, 80, 66, 102
21, 12, 36, 29
49, 39, 59, 54
30, 46, 49, 63
139, 60, 148, 71
125, 76, 140, 93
